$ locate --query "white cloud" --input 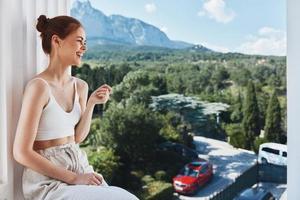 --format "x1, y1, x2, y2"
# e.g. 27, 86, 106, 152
198, 0, 235, 23
160, 26, 168, 33
236, 27, 286, 56
258, 27, 283, 38
145, 3, 157, 13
